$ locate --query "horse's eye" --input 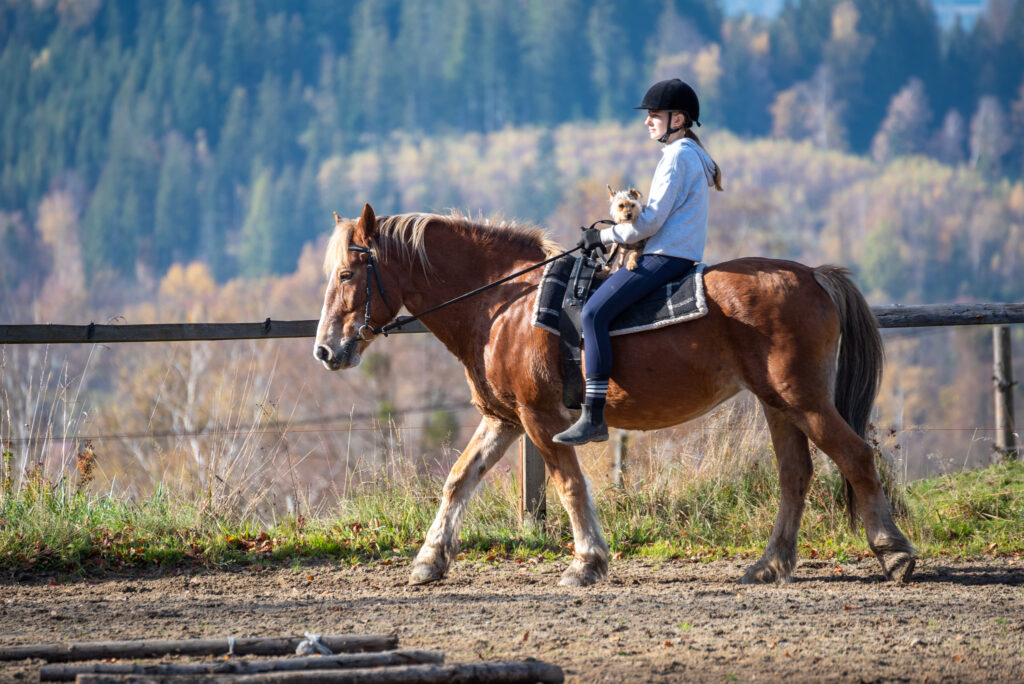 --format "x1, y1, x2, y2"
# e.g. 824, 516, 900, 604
338, 270, 353, 282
